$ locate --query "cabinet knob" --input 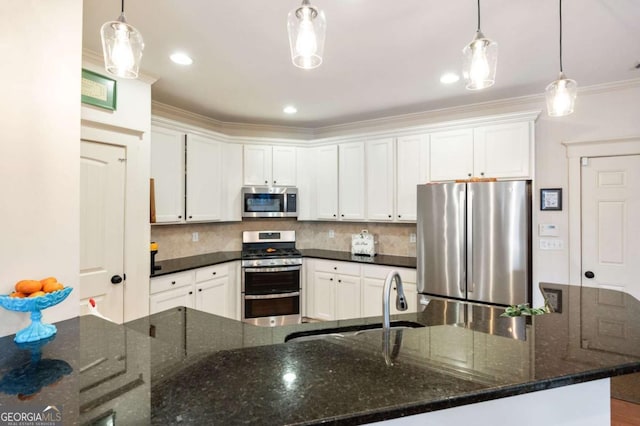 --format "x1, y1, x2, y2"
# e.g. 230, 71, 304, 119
480, 172, 485, 176
334, 267, 337, 270
264, 180, 268, 184
338, 279, 342, 283
188, 215, 192, 219
171, 281, 176, 285
329, 278, 333, 281
333, 214, 337, 217
341, 214, 344, 217
198, 288, 202, 292
584, 271, 595, 279
398, 215, 402, 218
178, 215, 182, 219
467, 173, 472, 177
189, 291, 193, 295
388, 215, 392, 218
111, 275, 123, 284
273, 180, 277, 184
212, 272, 216, 275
